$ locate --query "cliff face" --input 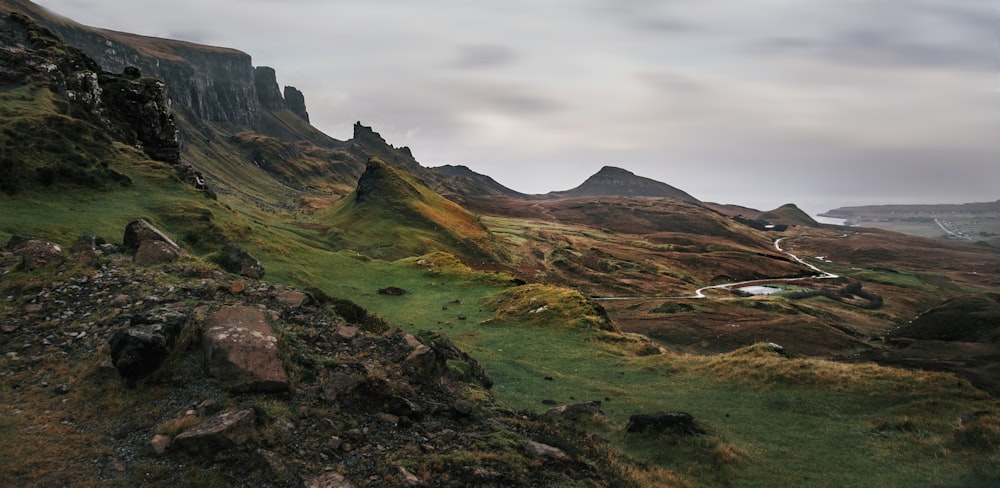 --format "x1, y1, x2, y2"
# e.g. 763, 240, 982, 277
6, 0, 309, 127
0, 11, 183, 192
